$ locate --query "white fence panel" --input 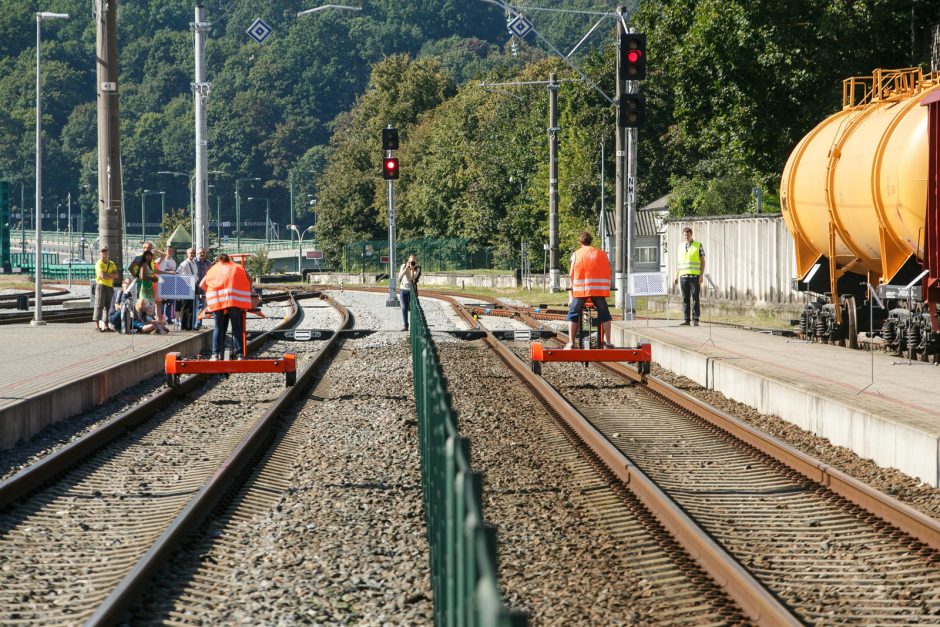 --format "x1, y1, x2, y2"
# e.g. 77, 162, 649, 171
665, 215, 798, 304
